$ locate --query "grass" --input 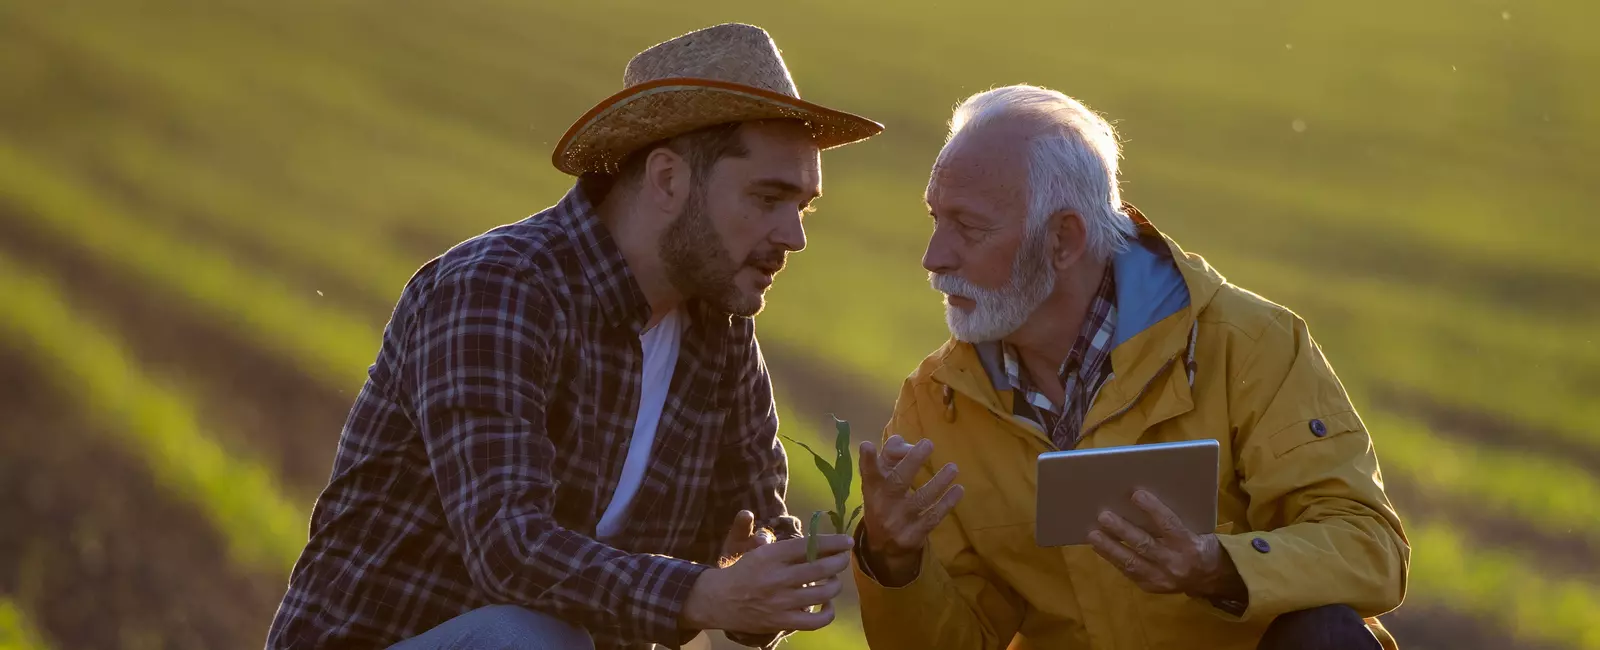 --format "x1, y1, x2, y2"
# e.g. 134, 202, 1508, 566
11, 0, 1597, 446
0, 142, 380, 393
1408, 521, 1600, 650
1363, 410, 1600, 552
0, 599, 49, 650
0, 250, 309, 573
